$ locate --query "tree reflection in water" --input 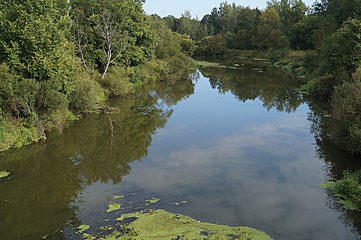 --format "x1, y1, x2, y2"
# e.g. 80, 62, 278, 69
0, 76, 195, 240
308, 102, 361, 237
200, 66, 304, 113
